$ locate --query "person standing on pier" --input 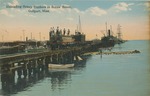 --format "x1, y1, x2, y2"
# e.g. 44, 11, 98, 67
56, 26, 59, 35
63, 28, 66, 35
67, 29, 70, 35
